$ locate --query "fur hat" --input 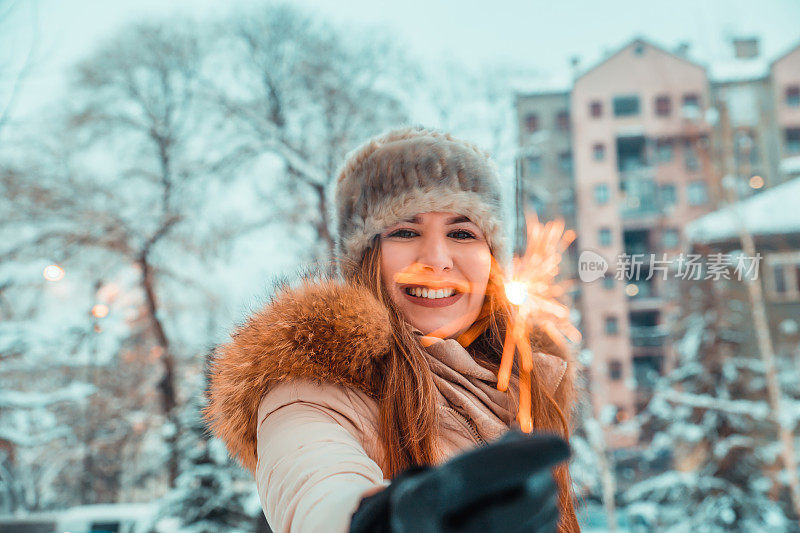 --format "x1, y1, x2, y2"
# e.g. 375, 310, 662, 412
334, 126, 510, 279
